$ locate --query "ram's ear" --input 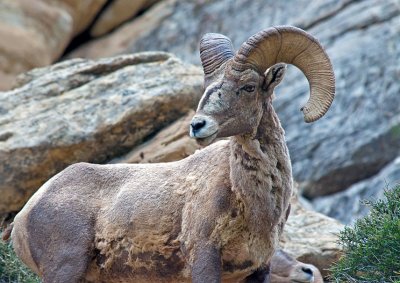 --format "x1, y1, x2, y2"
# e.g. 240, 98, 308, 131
262, 63, 287, 95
